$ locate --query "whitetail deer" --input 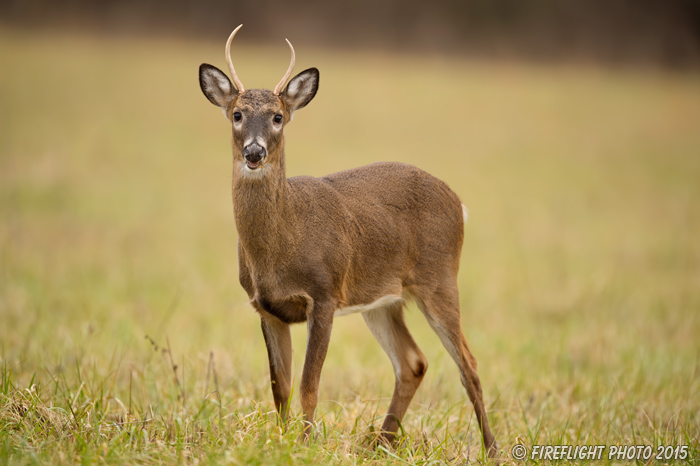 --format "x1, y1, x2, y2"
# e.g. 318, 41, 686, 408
198, 25, 498, 458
